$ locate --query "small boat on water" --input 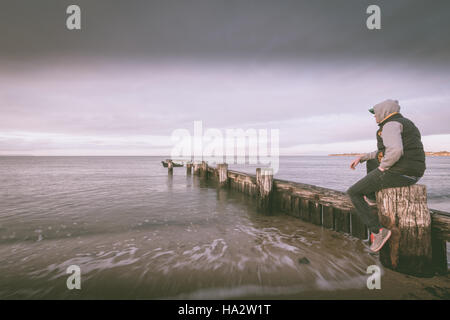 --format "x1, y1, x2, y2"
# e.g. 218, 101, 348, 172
161, 160, 184, 167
